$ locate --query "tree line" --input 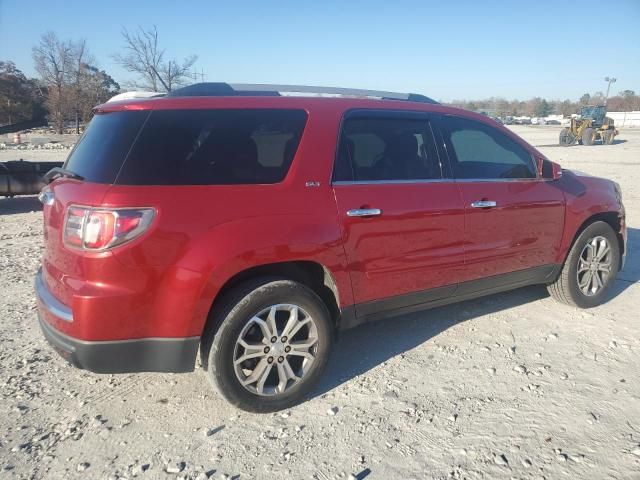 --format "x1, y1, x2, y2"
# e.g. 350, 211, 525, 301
0, 27, 196, 132
447, 91, 640, 118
